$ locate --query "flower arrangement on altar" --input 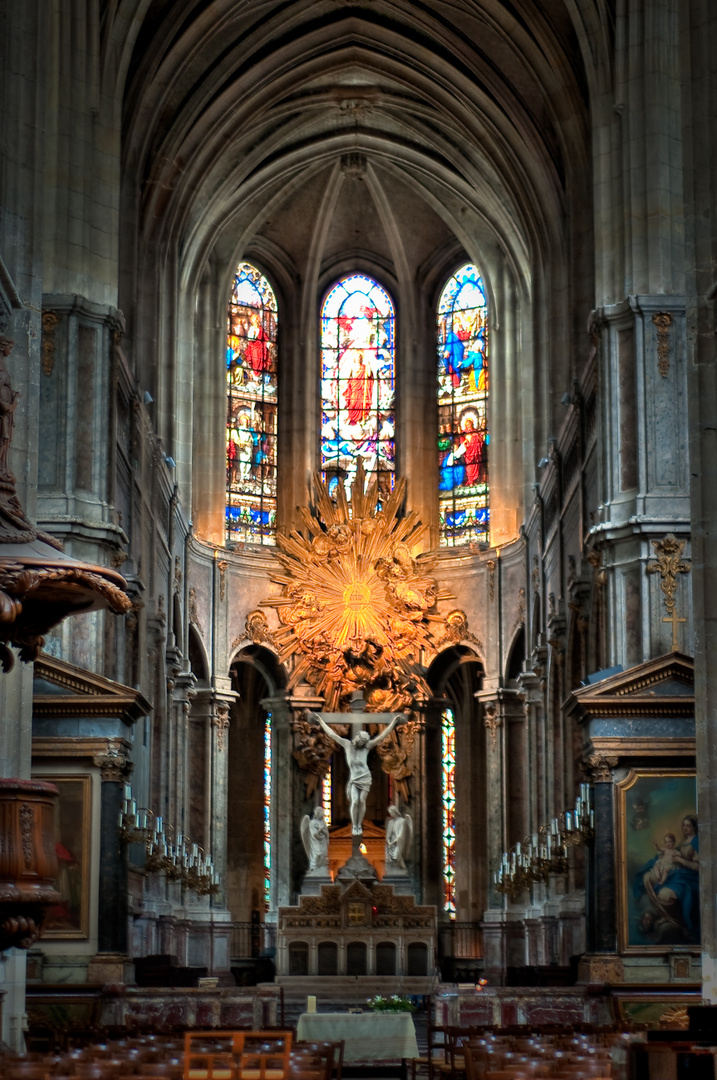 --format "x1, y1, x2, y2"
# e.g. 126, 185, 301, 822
366, 994, 417, 1013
